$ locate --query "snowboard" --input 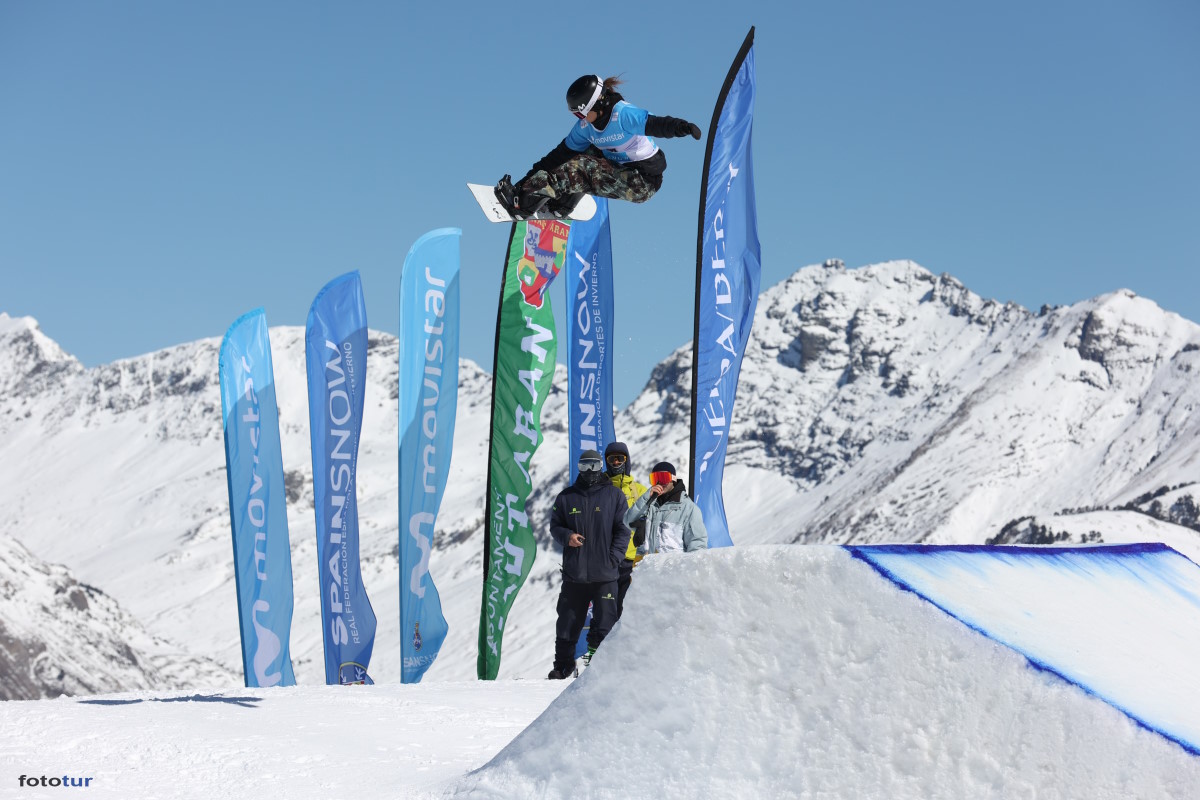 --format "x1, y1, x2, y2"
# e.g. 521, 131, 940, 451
467, 183, 597, 223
